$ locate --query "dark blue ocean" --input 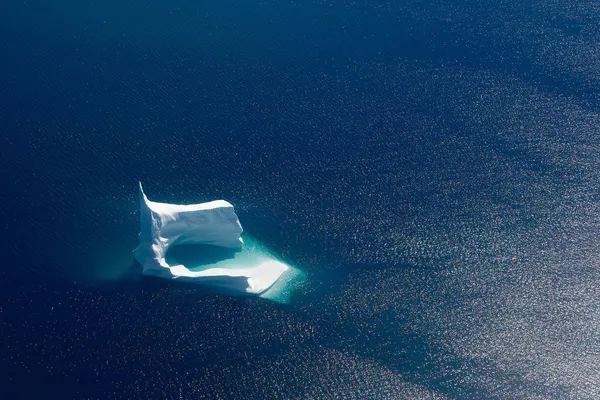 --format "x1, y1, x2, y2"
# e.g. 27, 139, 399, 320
1, 0, 599, 398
